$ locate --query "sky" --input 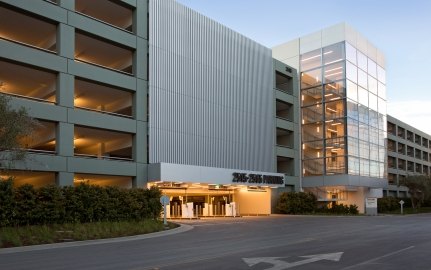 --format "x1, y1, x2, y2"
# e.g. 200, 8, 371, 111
176, 0, 431, 135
